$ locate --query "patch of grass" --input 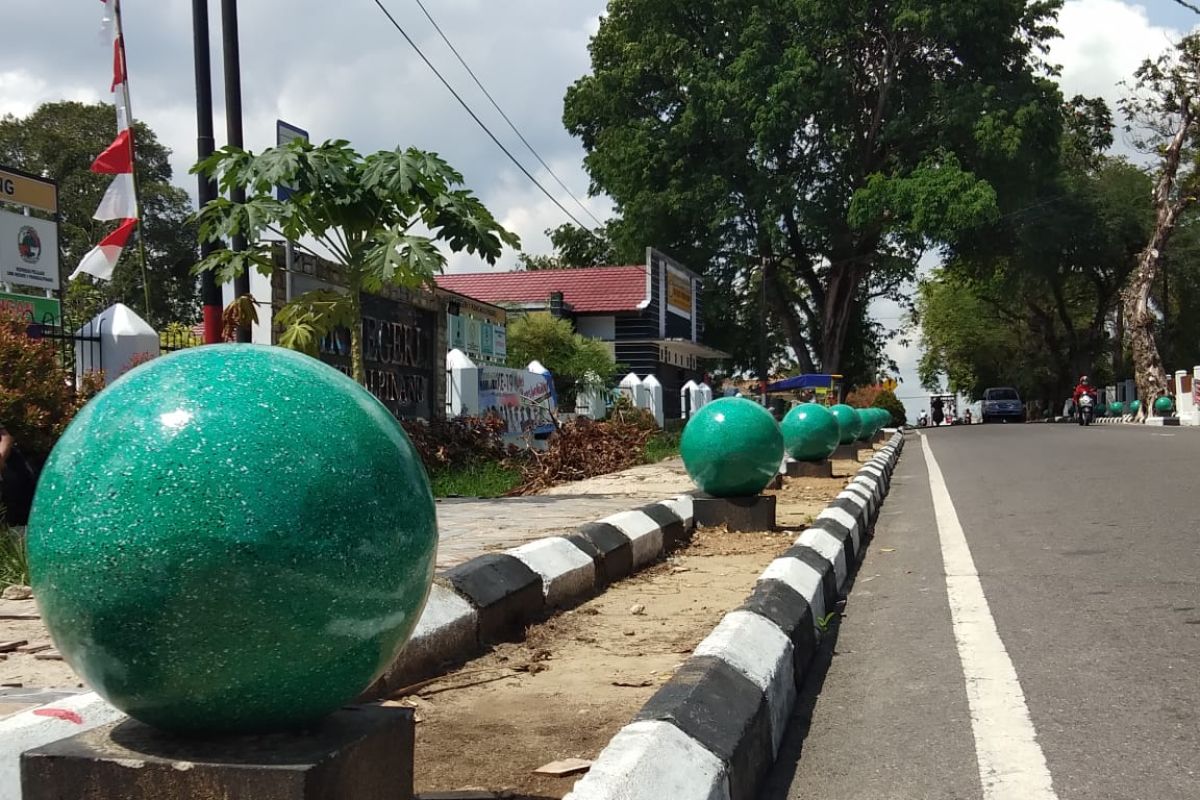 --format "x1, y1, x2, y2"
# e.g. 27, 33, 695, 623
643, 431, 681, 463
0, 521, 30, 588
429, 460, 524, 499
